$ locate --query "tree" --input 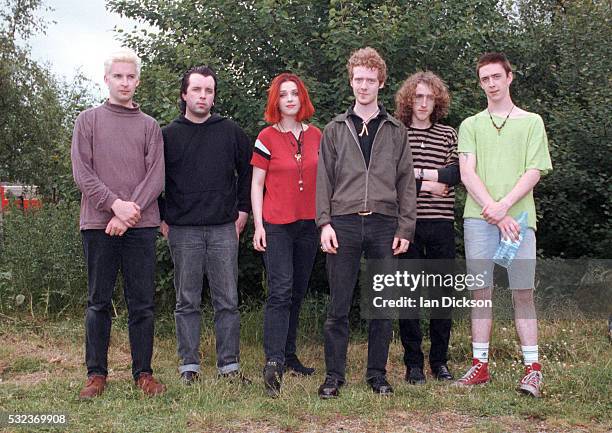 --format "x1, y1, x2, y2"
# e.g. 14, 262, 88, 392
0, 0, 95, 201
104, 0, 609, 265
511, 0, 611, 257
